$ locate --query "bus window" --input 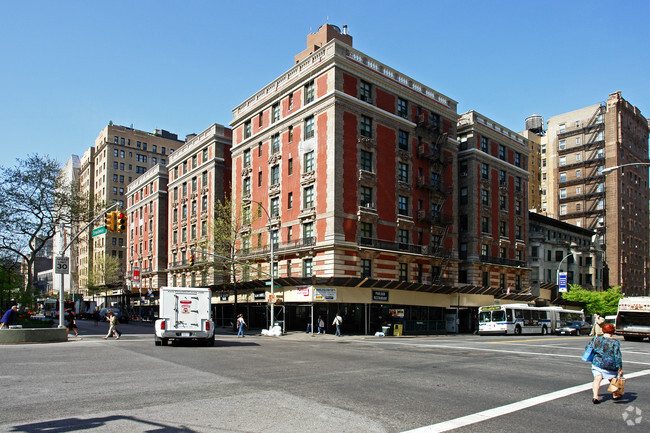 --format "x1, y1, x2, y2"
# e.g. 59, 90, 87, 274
515, 309, 523, 320
506, 309, 513, 322
523, 310, 532, 326
493, 310, 506, 322
479, 311, 493, 323
532, 310, 540, 325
